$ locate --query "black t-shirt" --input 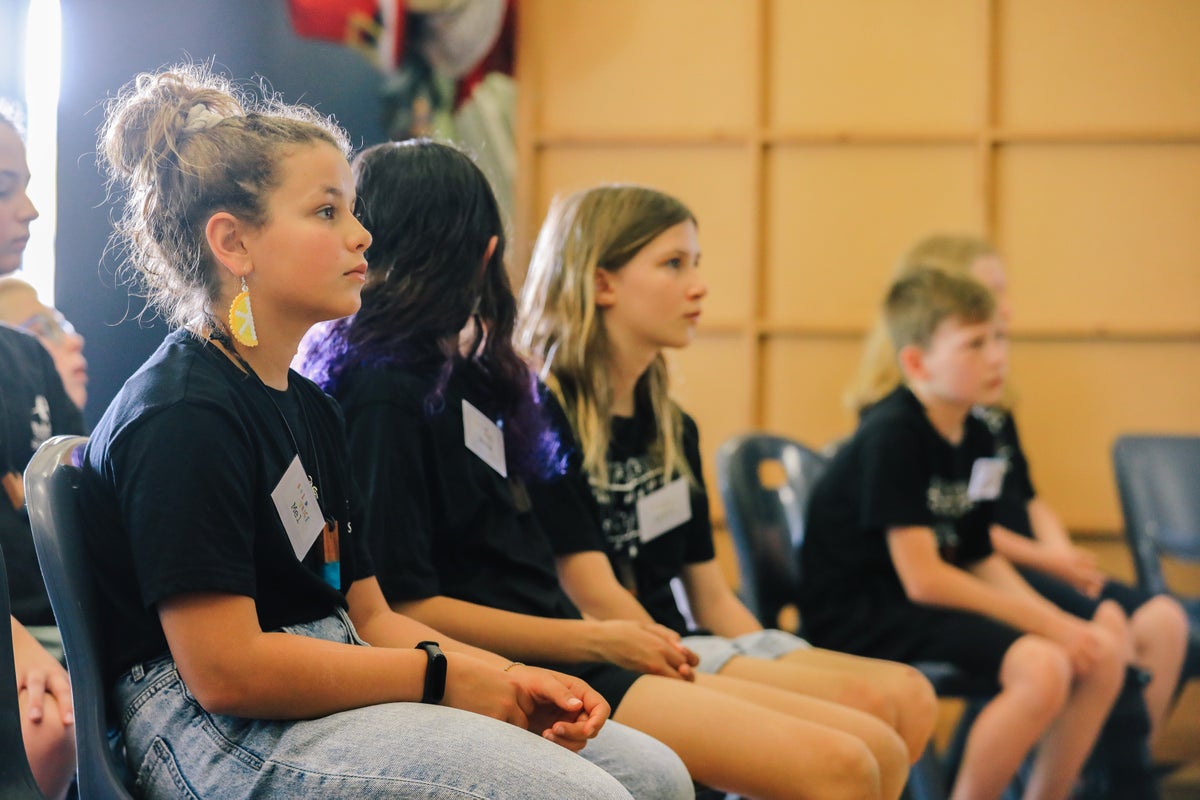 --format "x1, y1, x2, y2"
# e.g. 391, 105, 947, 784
0, 323, 86, 625
80, 329, 373, 687
798, 386, 999, 641
336, 362, 579, 620
335, 362, 640, 708
972, 406, 1037, 538
530, 394, 715, 636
